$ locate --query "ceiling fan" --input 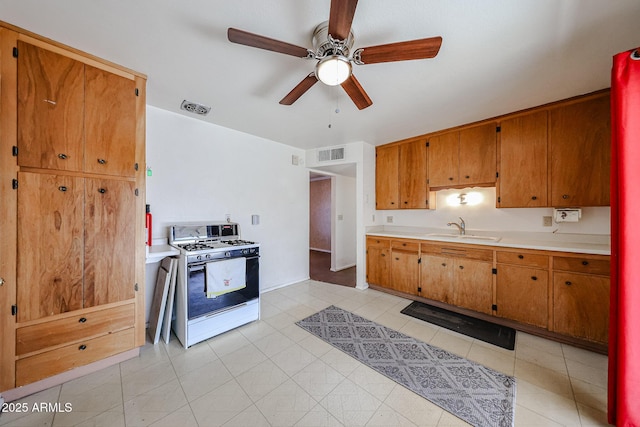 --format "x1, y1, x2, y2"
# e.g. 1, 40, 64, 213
227, 0, 442, 110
